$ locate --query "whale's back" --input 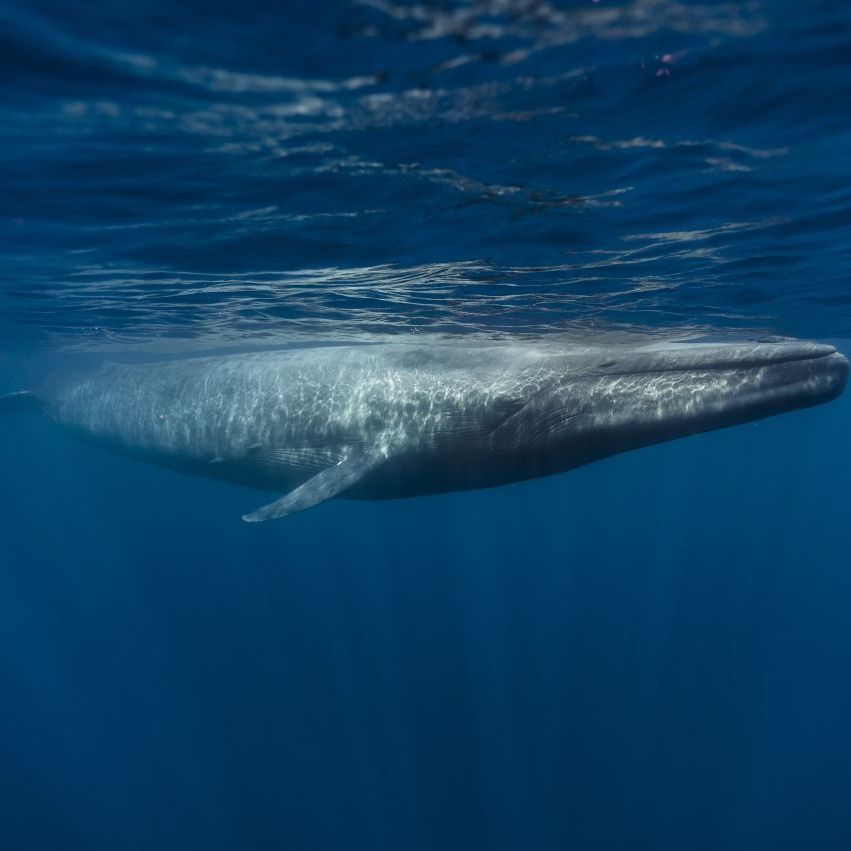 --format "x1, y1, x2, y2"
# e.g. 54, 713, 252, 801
44, 346, 555, 466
